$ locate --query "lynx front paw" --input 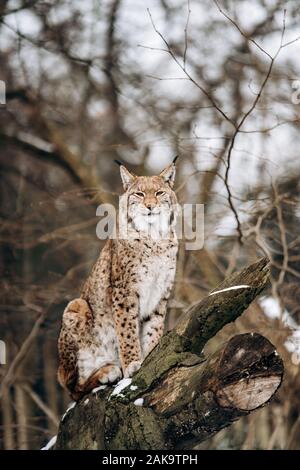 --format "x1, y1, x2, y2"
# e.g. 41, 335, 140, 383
123, 360, 142, 378
97, 364, 122, 384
